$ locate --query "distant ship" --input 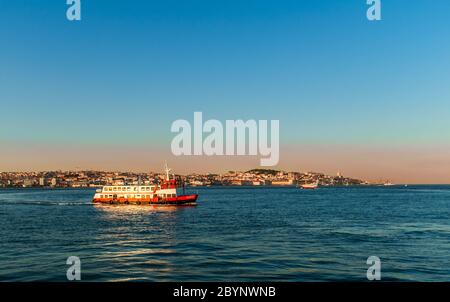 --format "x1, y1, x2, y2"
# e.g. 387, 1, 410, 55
299, 180, 319, 190
92, 164, 198, 205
